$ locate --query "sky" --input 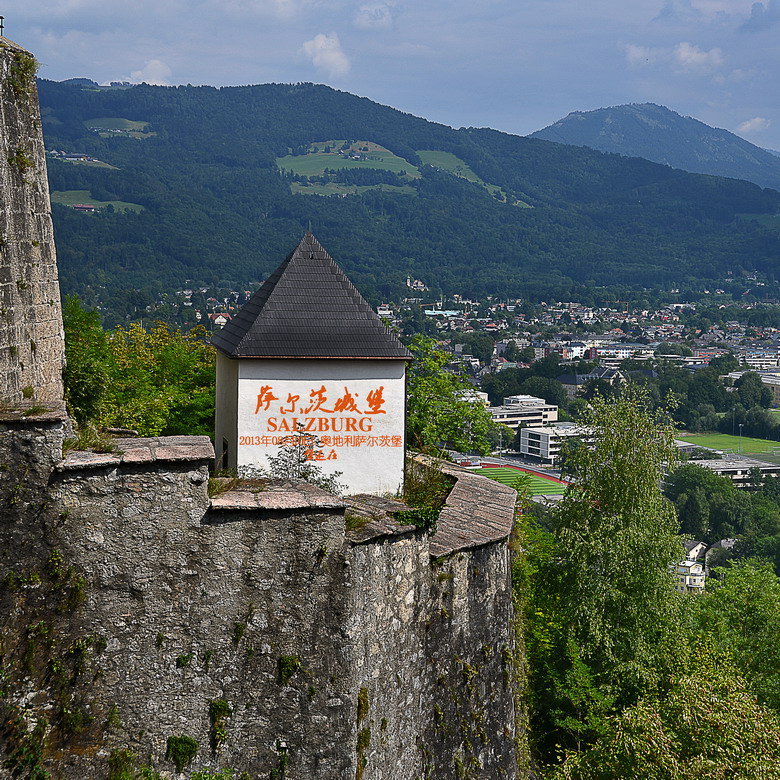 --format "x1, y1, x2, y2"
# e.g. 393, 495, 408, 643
3, 0, 780, 148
